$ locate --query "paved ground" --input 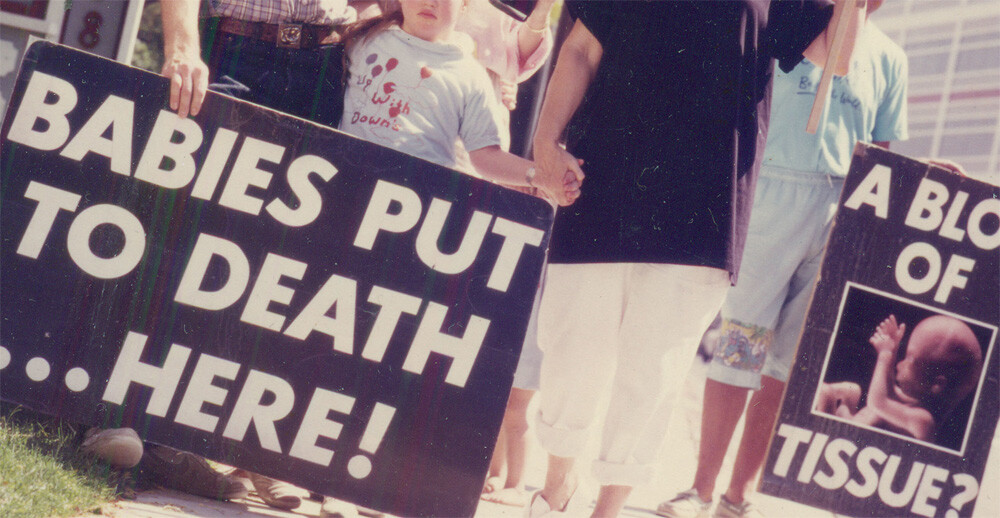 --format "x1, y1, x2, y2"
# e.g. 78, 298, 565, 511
85, 357, 999, 518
